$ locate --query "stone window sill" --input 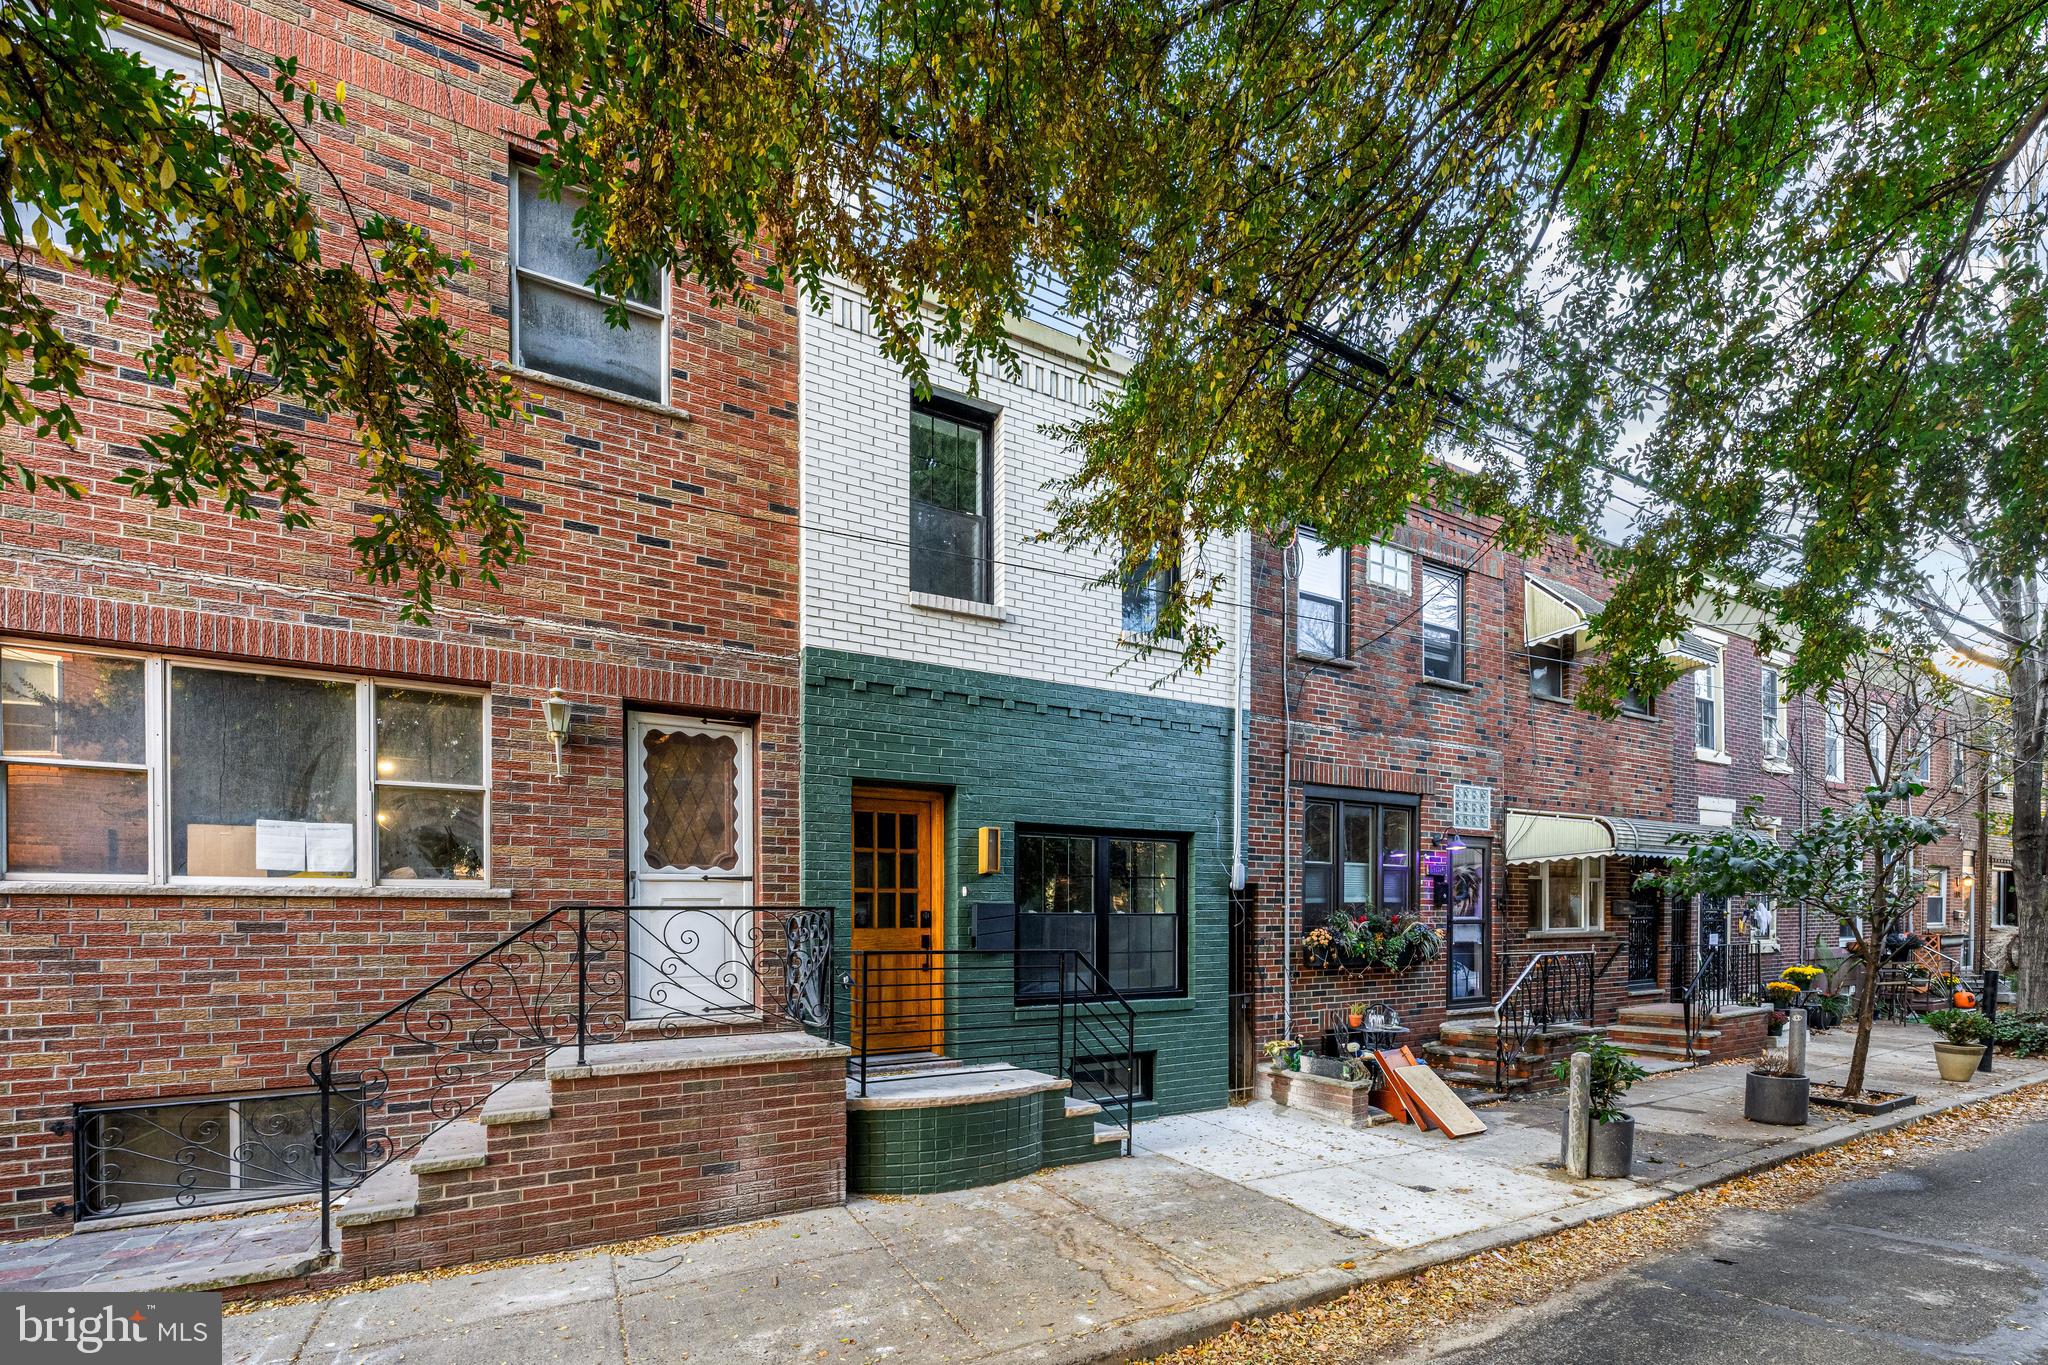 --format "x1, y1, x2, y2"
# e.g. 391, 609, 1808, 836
494, 361, 692, 424
1761, 761, 1795, 775
0, 880, 513, 899
909, 591, 1006, 622
1696, 749, 1733, 766
1421, 676, 1477, 694
1295, 652, 1358, 670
